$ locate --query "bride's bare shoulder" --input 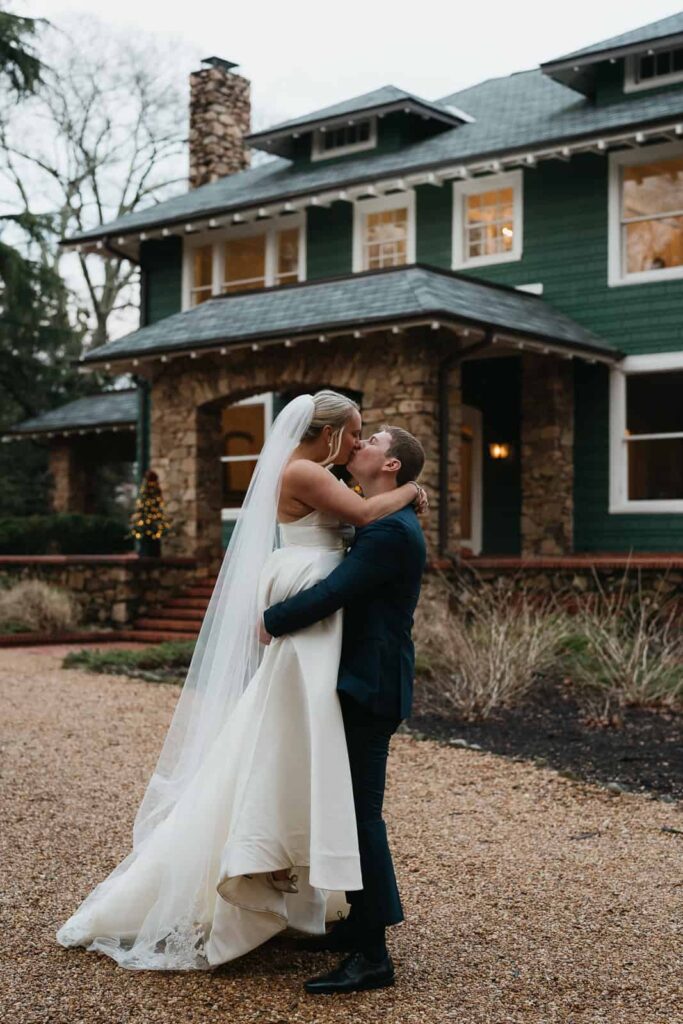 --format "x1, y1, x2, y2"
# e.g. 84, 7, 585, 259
282, 459, 327, 484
